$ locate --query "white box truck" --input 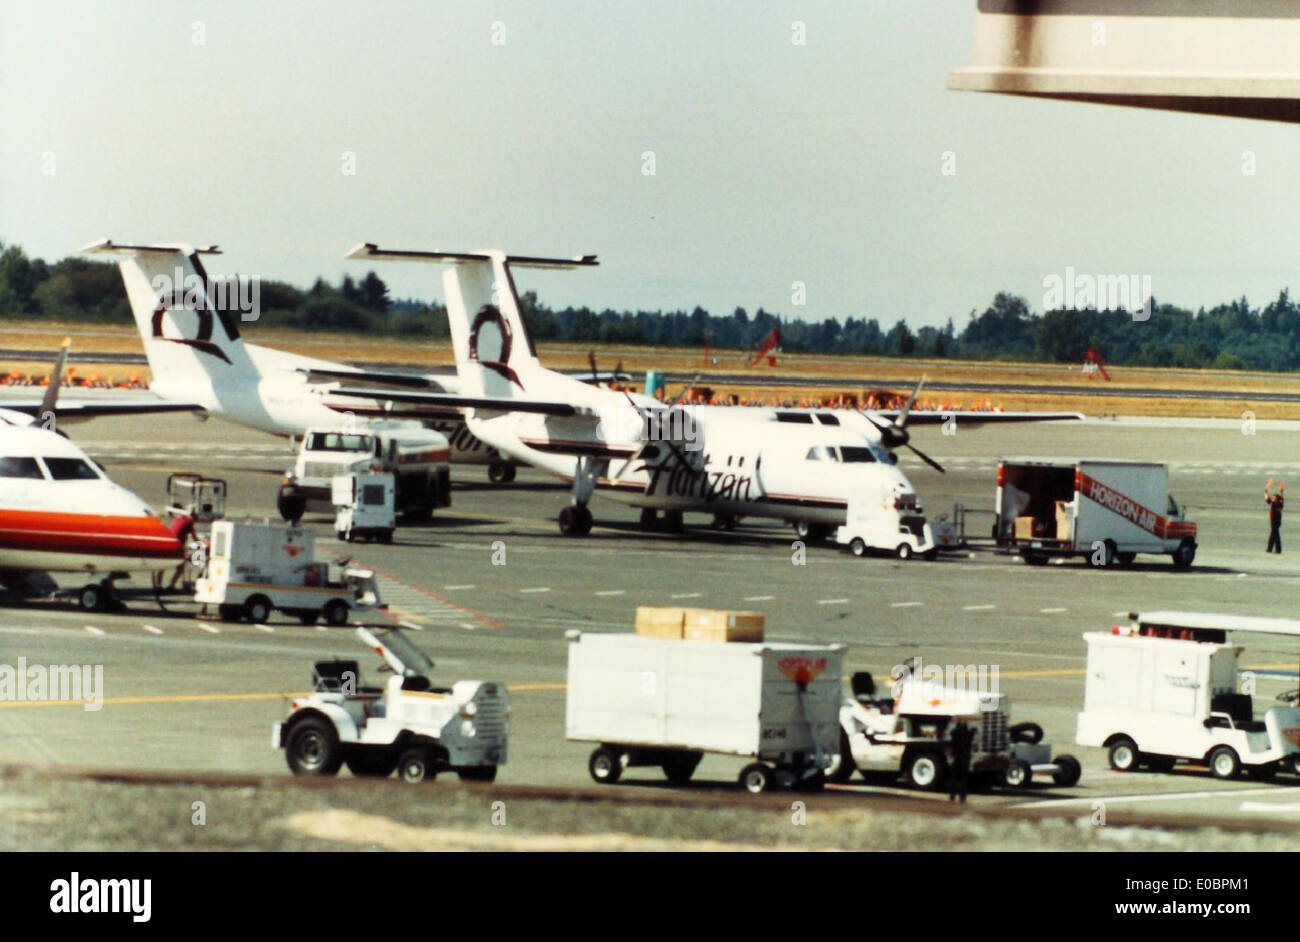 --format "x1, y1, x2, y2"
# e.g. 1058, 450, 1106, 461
995, 458, 1196, 568
278, 423, 451, 523
565, 630, 846, 793
1076, 611, 1300, 779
